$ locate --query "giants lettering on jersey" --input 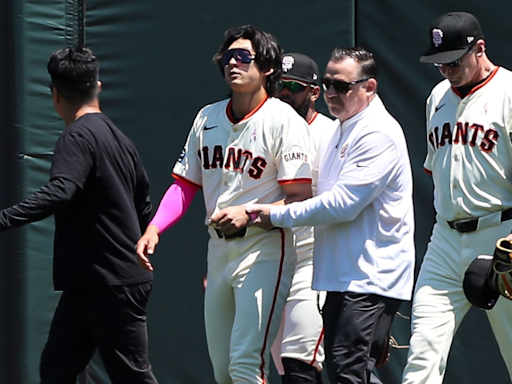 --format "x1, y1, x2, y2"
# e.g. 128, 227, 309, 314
283, 152, 308, 162
198, 145, 267, 179
428, 121, 499, 153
